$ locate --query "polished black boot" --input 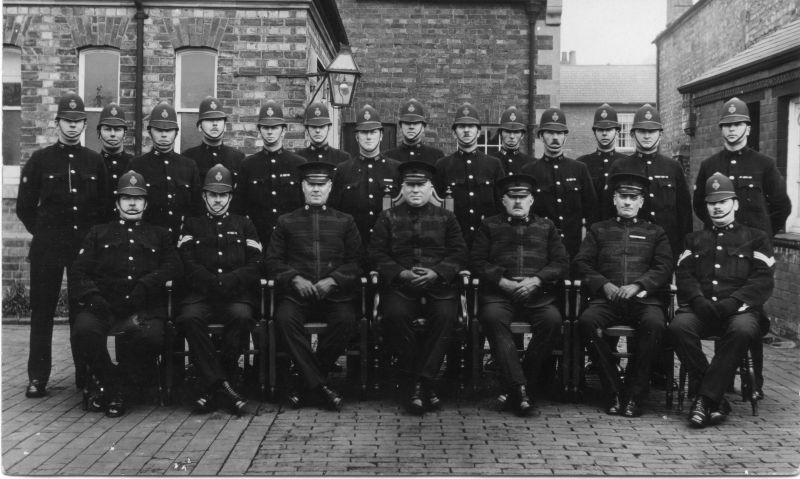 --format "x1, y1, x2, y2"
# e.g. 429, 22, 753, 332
106, 390, 126, 418
25, 380, 47, 398
407, 381, 425, 415
606, 393, 622, 415
709, 397, 731, 425
219, 381, 247, 416
689, 395, 711, 428
622, 395, 643, 417
513, 385, 536, 417
423, 379, 442, 411
193, 390, 215, 414
317, 384, 343, 412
